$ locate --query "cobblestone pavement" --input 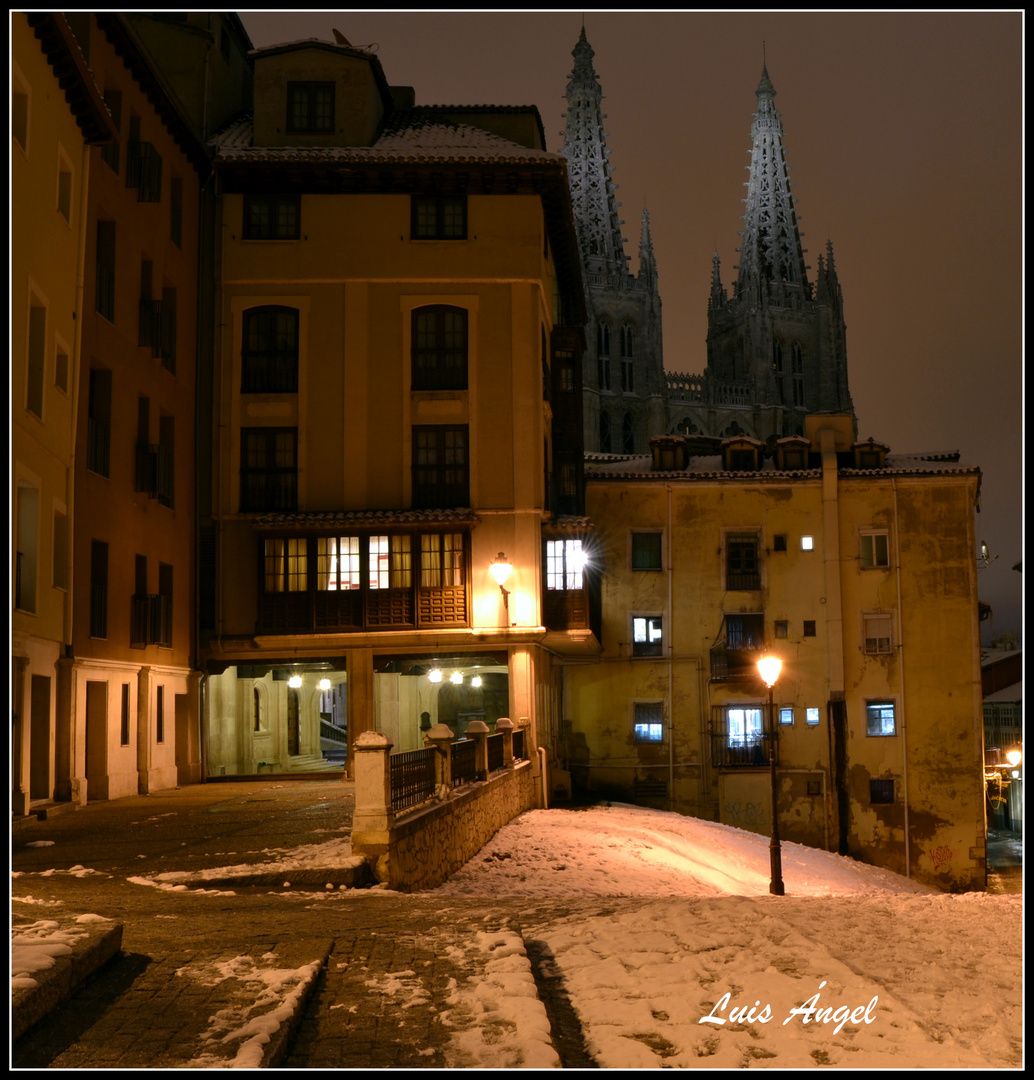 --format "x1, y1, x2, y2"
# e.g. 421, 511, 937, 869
10, 780, 608, 1068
